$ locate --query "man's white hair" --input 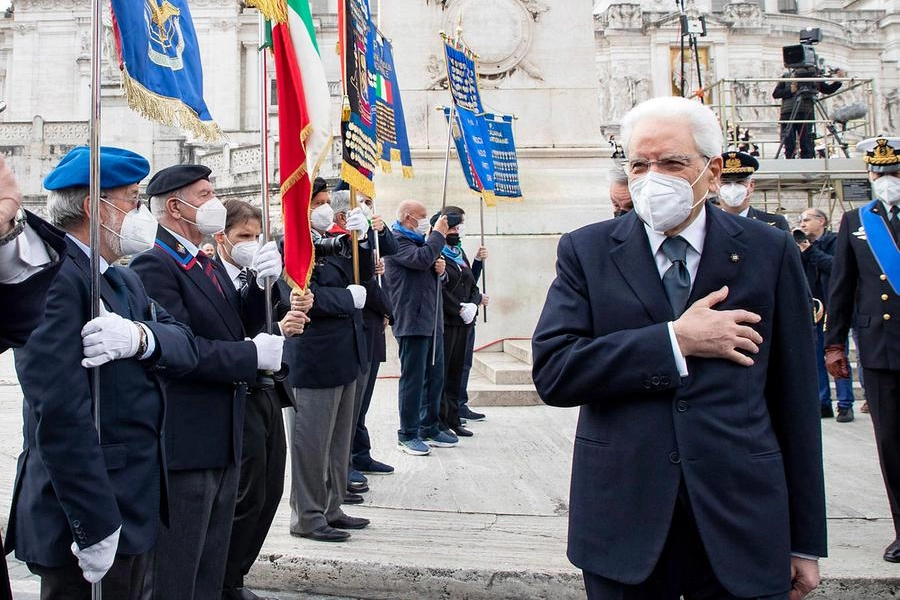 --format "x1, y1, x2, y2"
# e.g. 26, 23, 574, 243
330, 190, 351, 215
620, 96, 723, 159
46, 186, 89, 230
